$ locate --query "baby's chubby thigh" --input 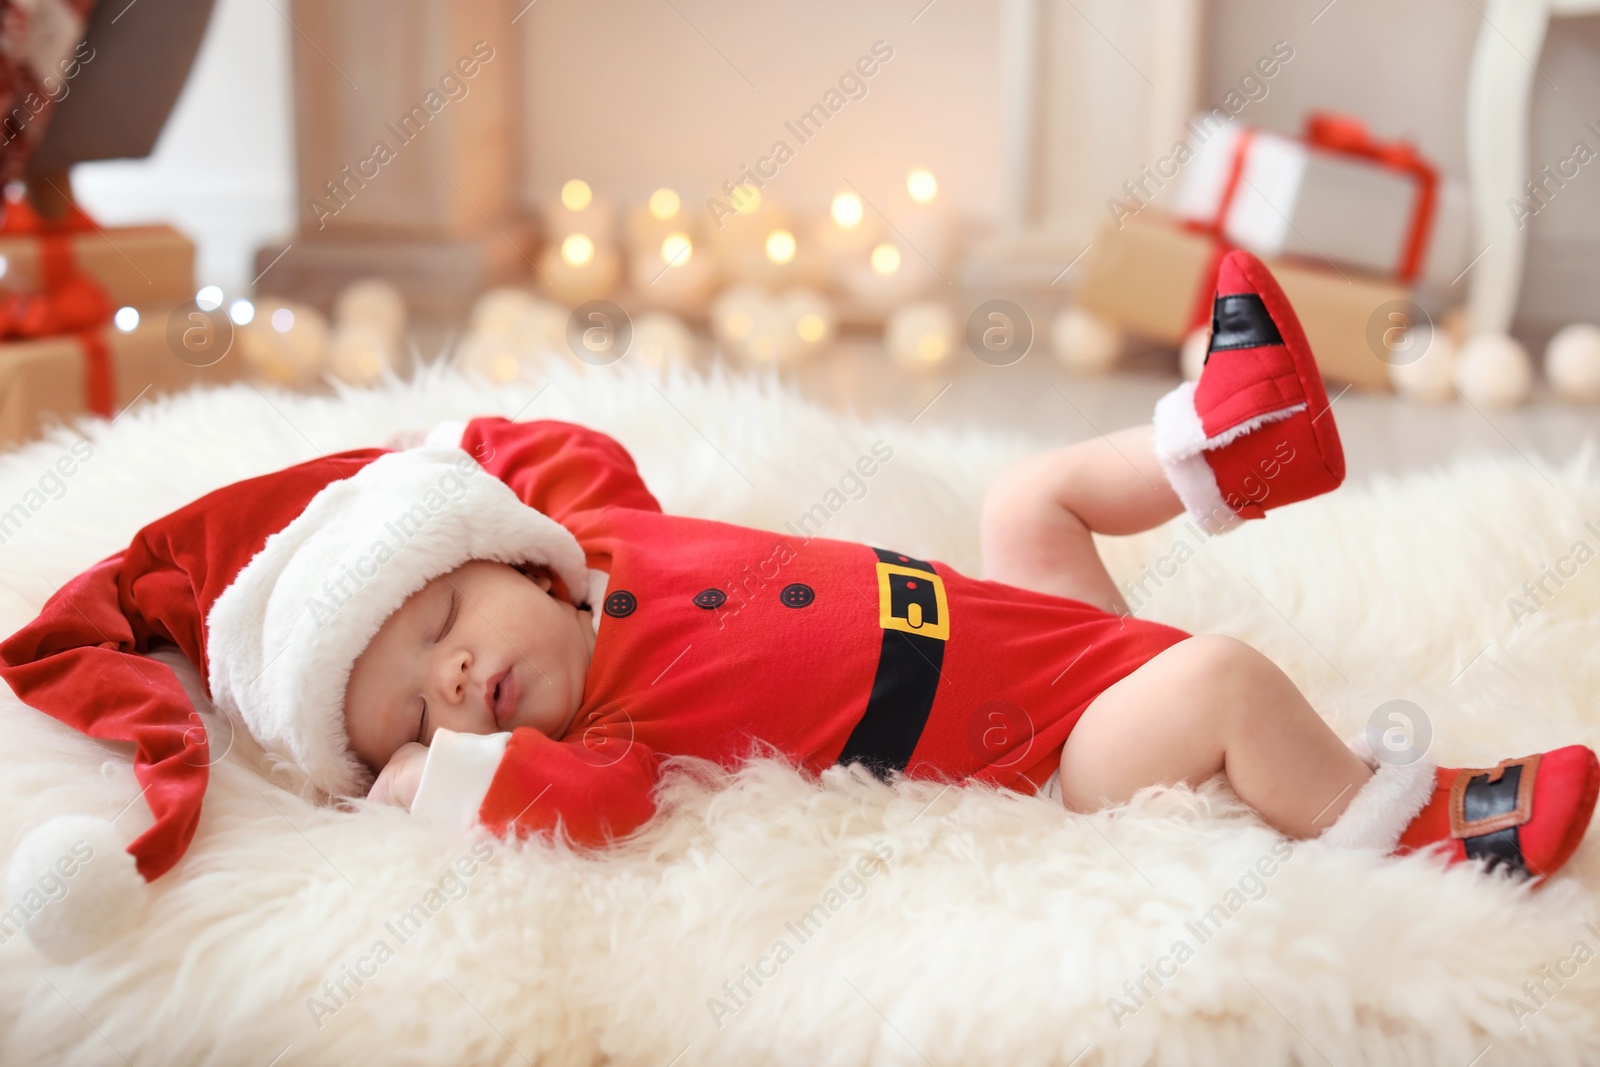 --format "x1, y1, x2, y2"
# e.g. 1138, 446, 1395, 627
1052, 634, 1268, 812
